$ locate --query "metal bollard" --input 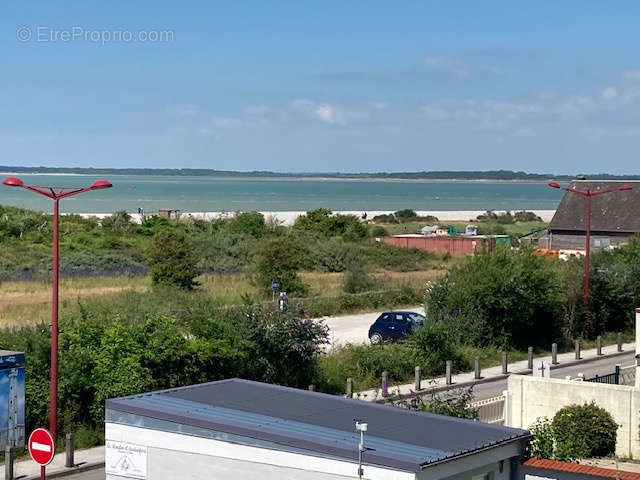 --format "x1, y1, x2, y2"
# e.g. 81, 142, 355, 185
346, 378, 353, 398
618, 332, 623, 352
65, 432, 75, 468
381, 371, 388, 397
414, 366, 421, 391
502, 351, 508, 374
575, 340, 581, 360
5, 446, 13, 480
474, 357, 481, 380
551, 343, 558, 365
527, 347, 533, 370
597, 336, 602, 356
445, 361, 452, 385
